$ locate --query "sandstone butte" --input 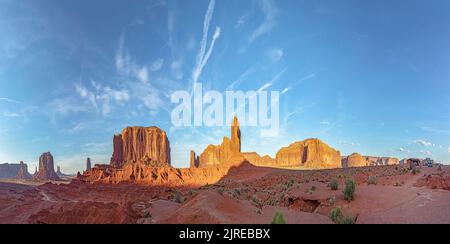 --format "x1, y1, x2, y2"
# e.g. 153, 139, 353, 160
111, 126, 171, 168
341, 153, 399, 168
34, 152, 60, 181
80, 116, 398, 186
0, 161, 32, 179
